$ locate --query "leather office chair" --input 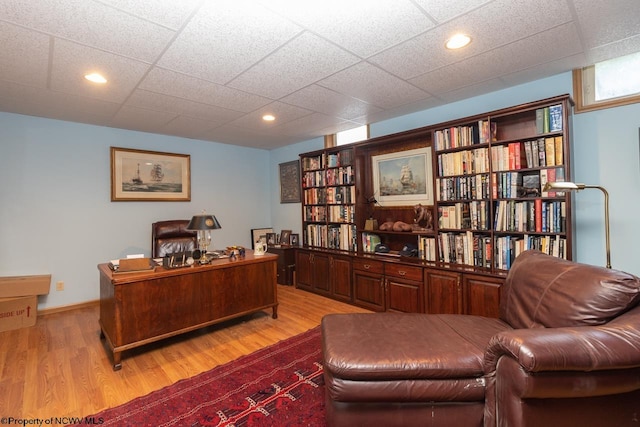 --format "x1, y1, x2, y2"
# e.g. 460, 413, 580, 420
151, 220, 197, 258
